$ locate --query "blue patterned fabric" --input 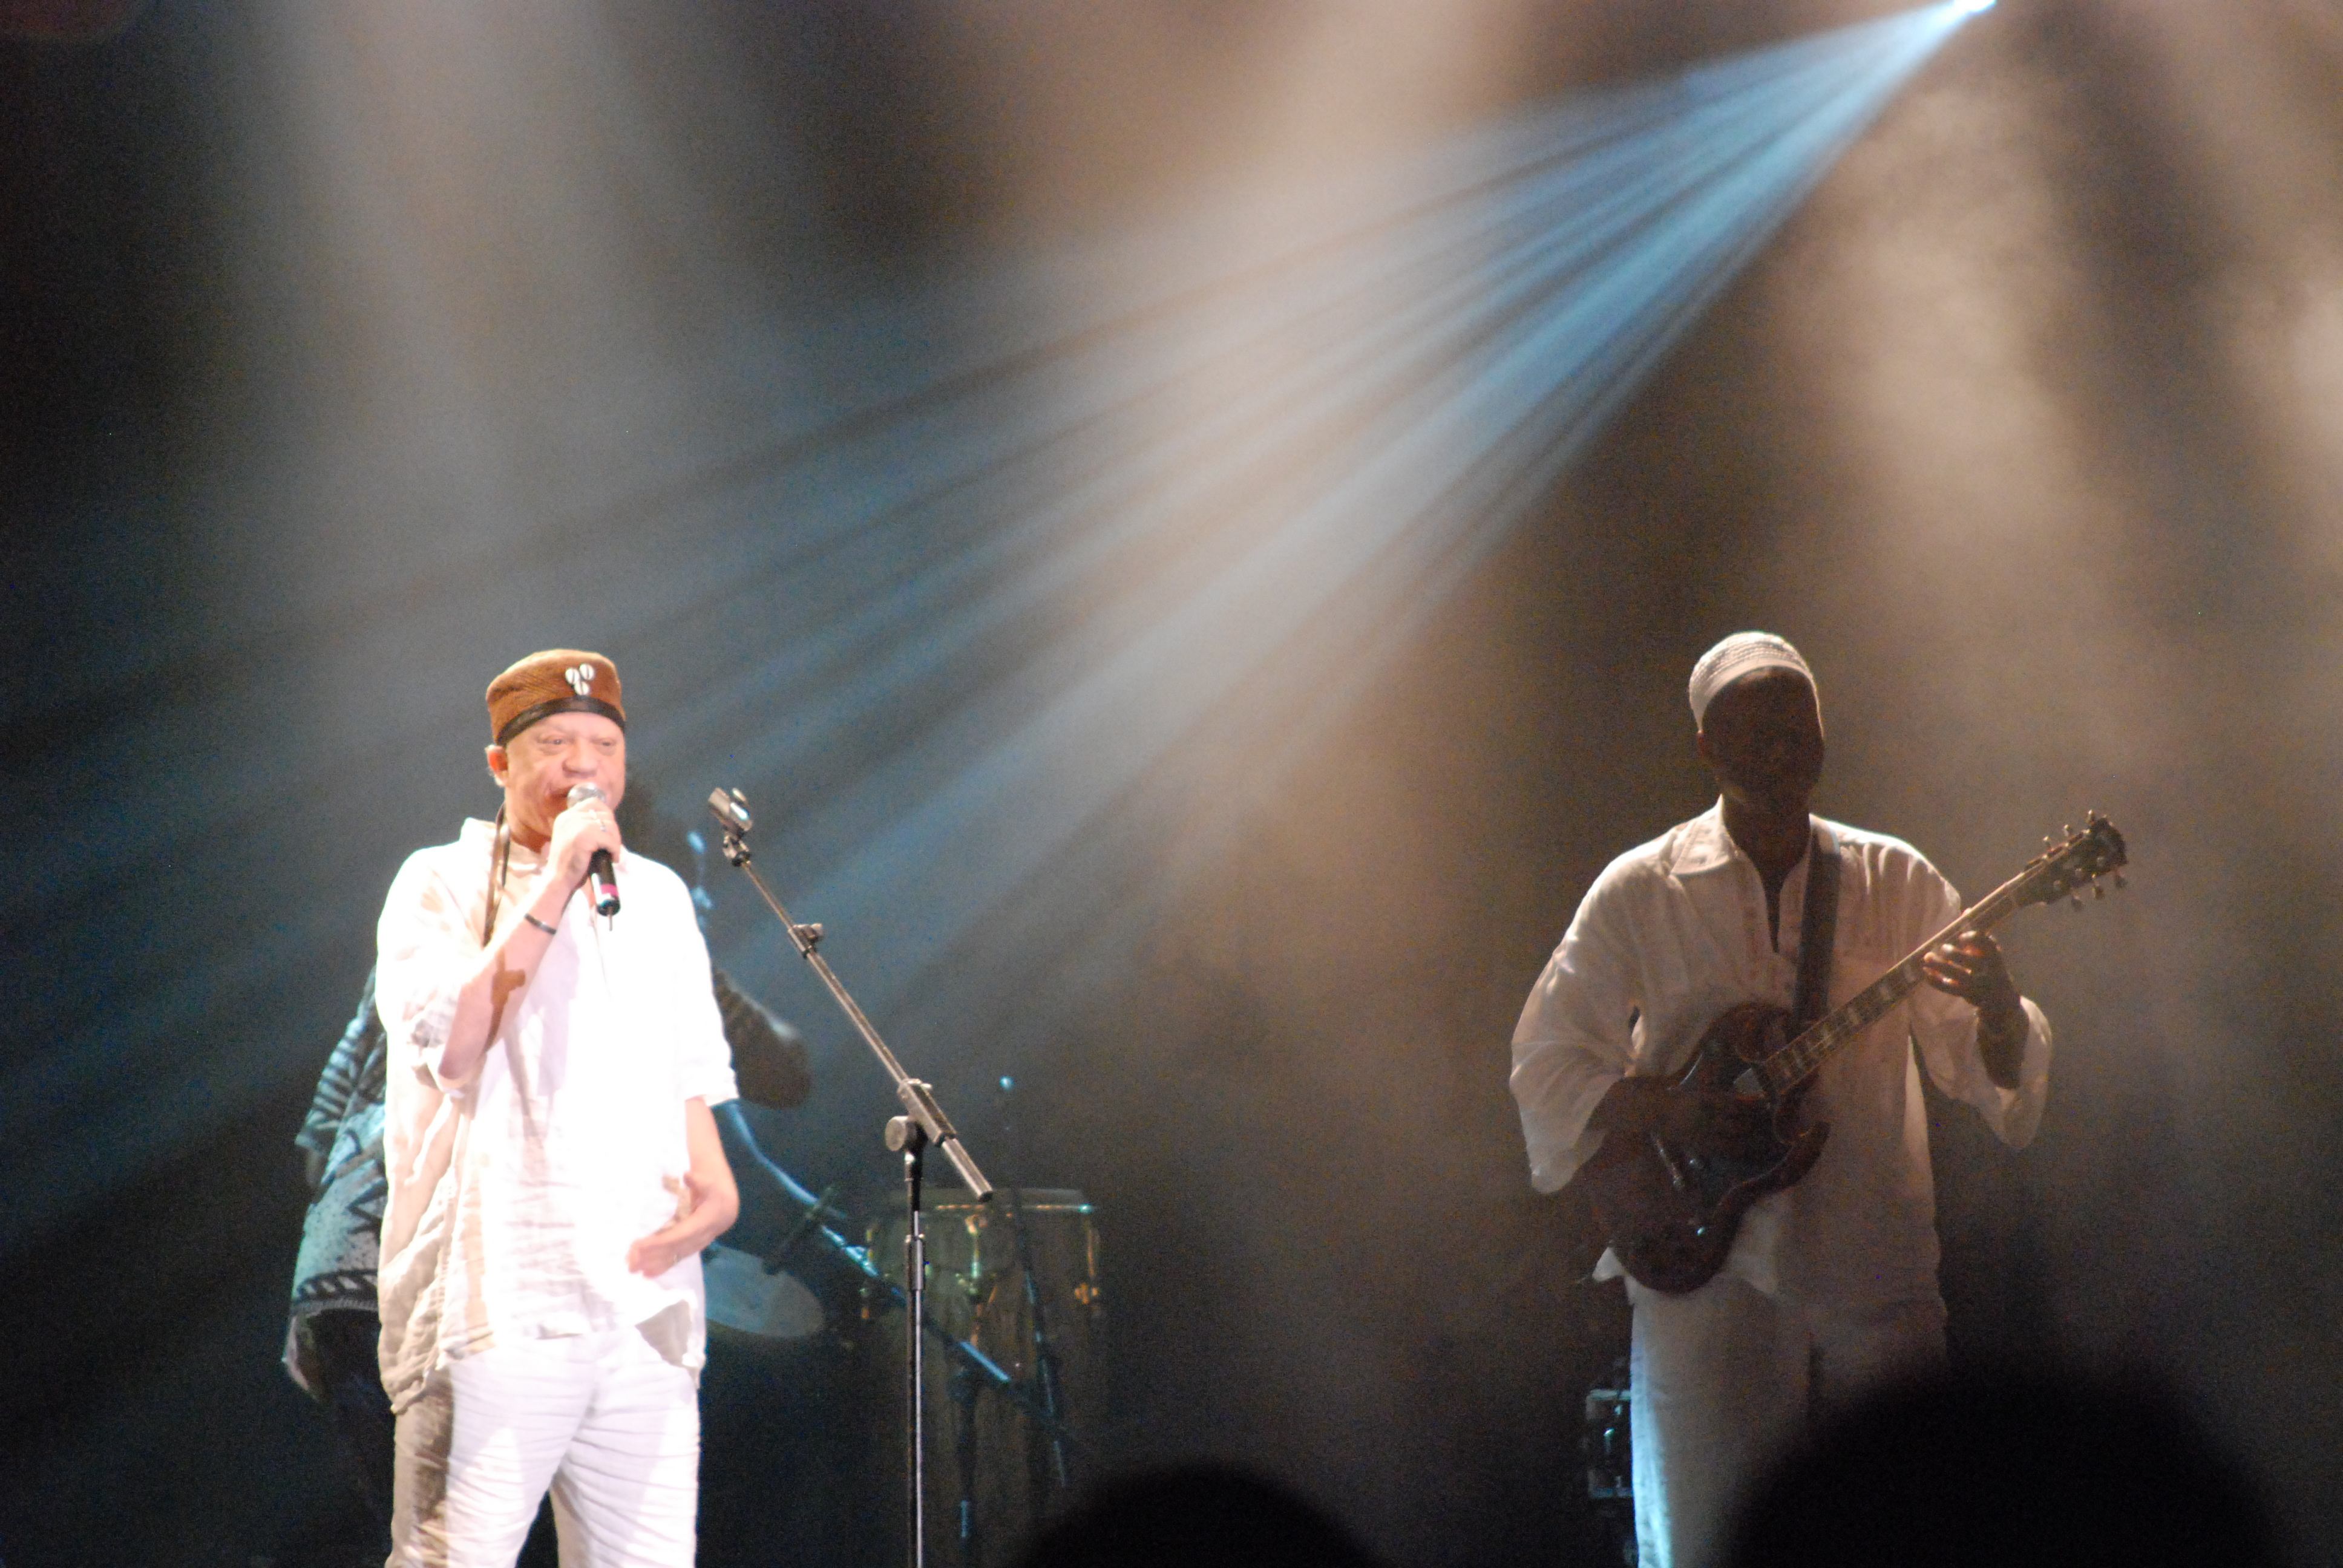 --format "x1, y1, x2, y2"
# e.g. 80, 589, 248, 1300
285, 973, 390, 1398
